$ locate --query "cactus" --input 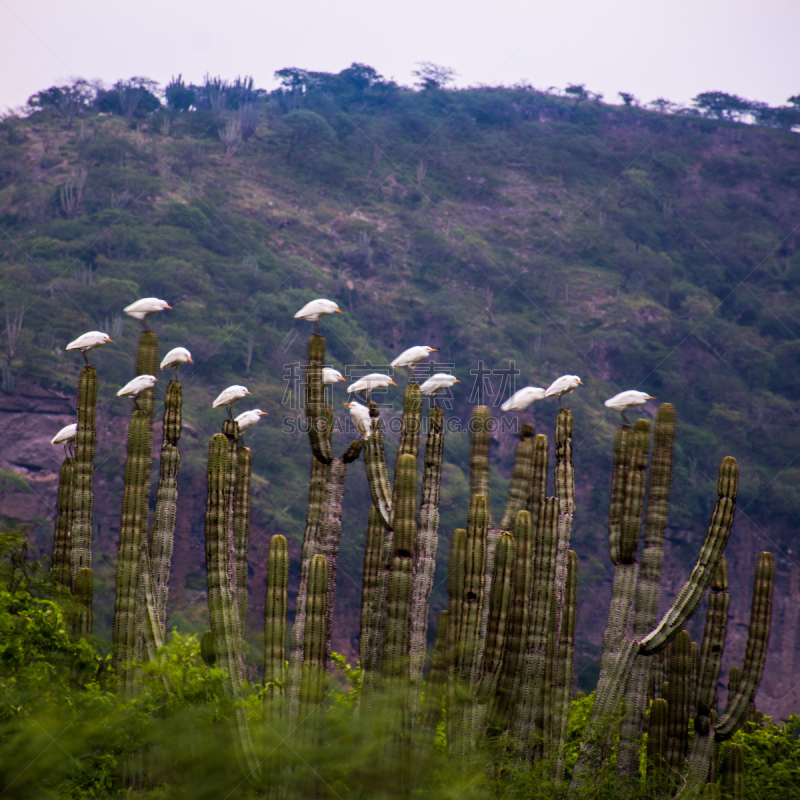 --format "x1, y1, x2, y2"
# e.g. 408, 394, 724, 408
359, 504, 386, 685
410, 407, 445, 700
71, 365, 97, 610
364, 407, 392, 528
498, 424, 535, 531
149, 380, 182, 641
720, 743, 743, 800
619, 404, 677, 774
665, 631, 692, 784
469, 406, 492, 516
445, 527, 467, 751
233, 444, 252, 639
74, 566, 93, 638
305, 334, 333, 465
321, 457, 346, 660
647, 697, 669, 798
553, 550, 578, 781
420, 609, 448, 748
300, 554, 329, 713
51, 456, 75, 589
200, 630, 216, 667
264, 534, 288, 705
